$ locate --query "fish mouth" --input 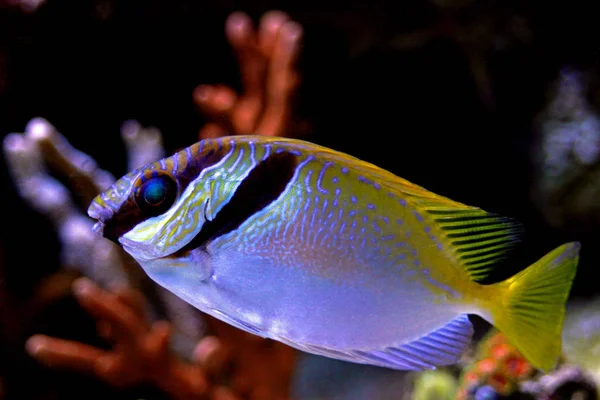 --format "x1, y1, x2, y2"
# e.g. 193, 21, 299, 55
92, 221, 105, 236
87, 201, 114, 237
